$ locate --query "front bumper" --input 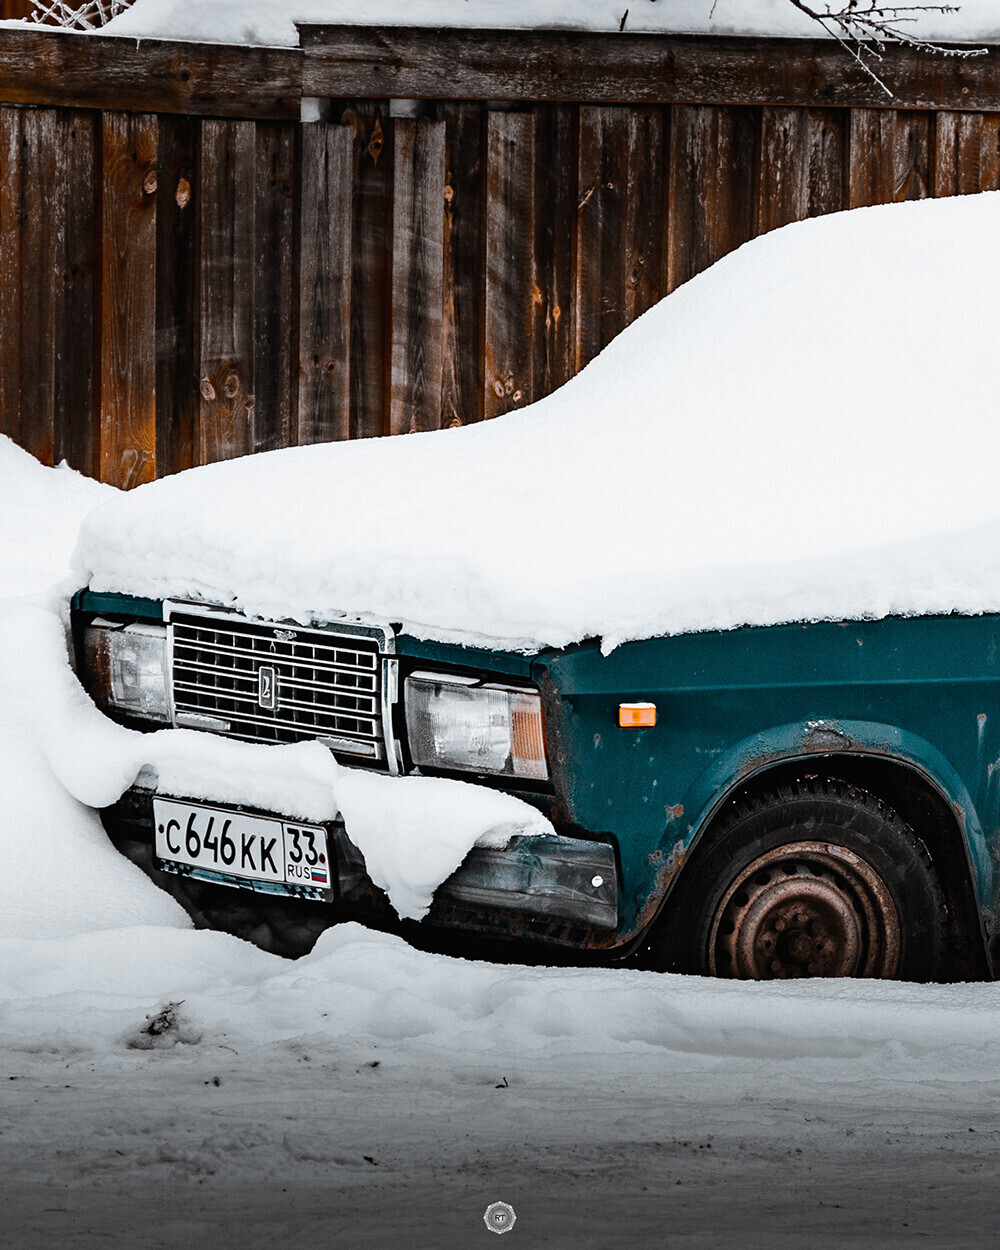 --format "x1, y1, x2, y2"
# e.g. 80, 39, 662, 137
102, 785, 619, 938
